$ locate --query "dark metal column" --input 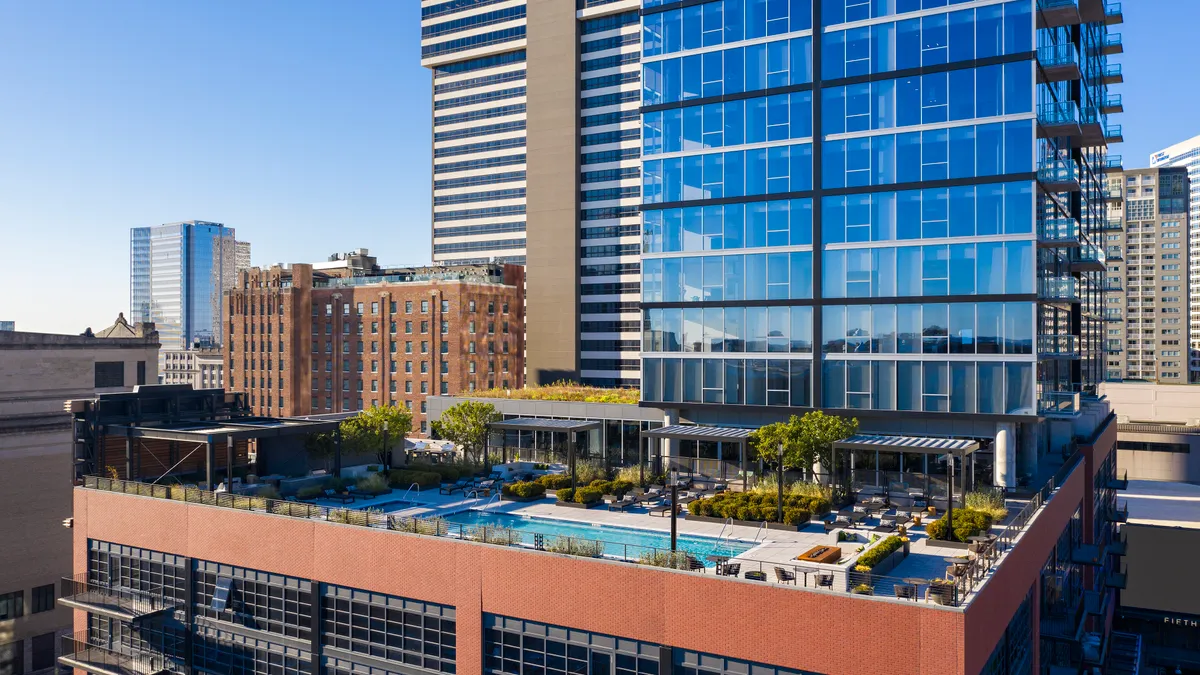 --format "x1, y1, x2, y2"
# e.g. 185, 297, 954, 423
333, 427, 342, 478
182, 558, 195, 674
205, 439, 215, 490
226, 436, 234, 490
125, 430, 134, 480
308, 580, 322, 675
